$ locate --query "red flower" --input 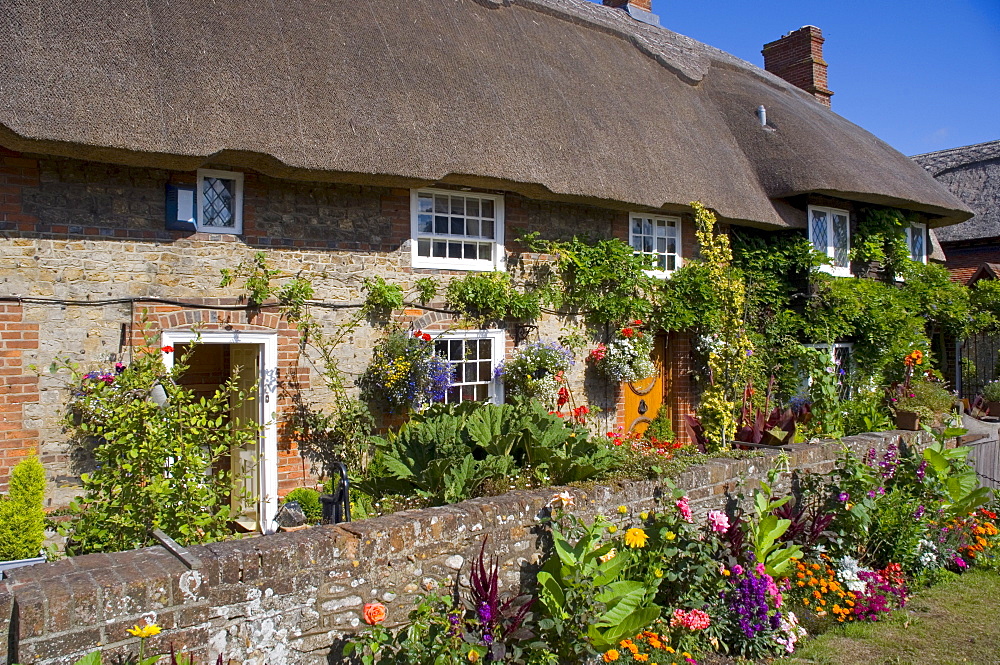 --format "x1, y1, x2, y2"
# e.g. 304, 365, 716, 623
633, 320, 643, 326
557, 386, 570, 407
413, 329, 423, 338
161, 346, 175, 353
421, 333, 432, 342
621, 327, 635, 338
